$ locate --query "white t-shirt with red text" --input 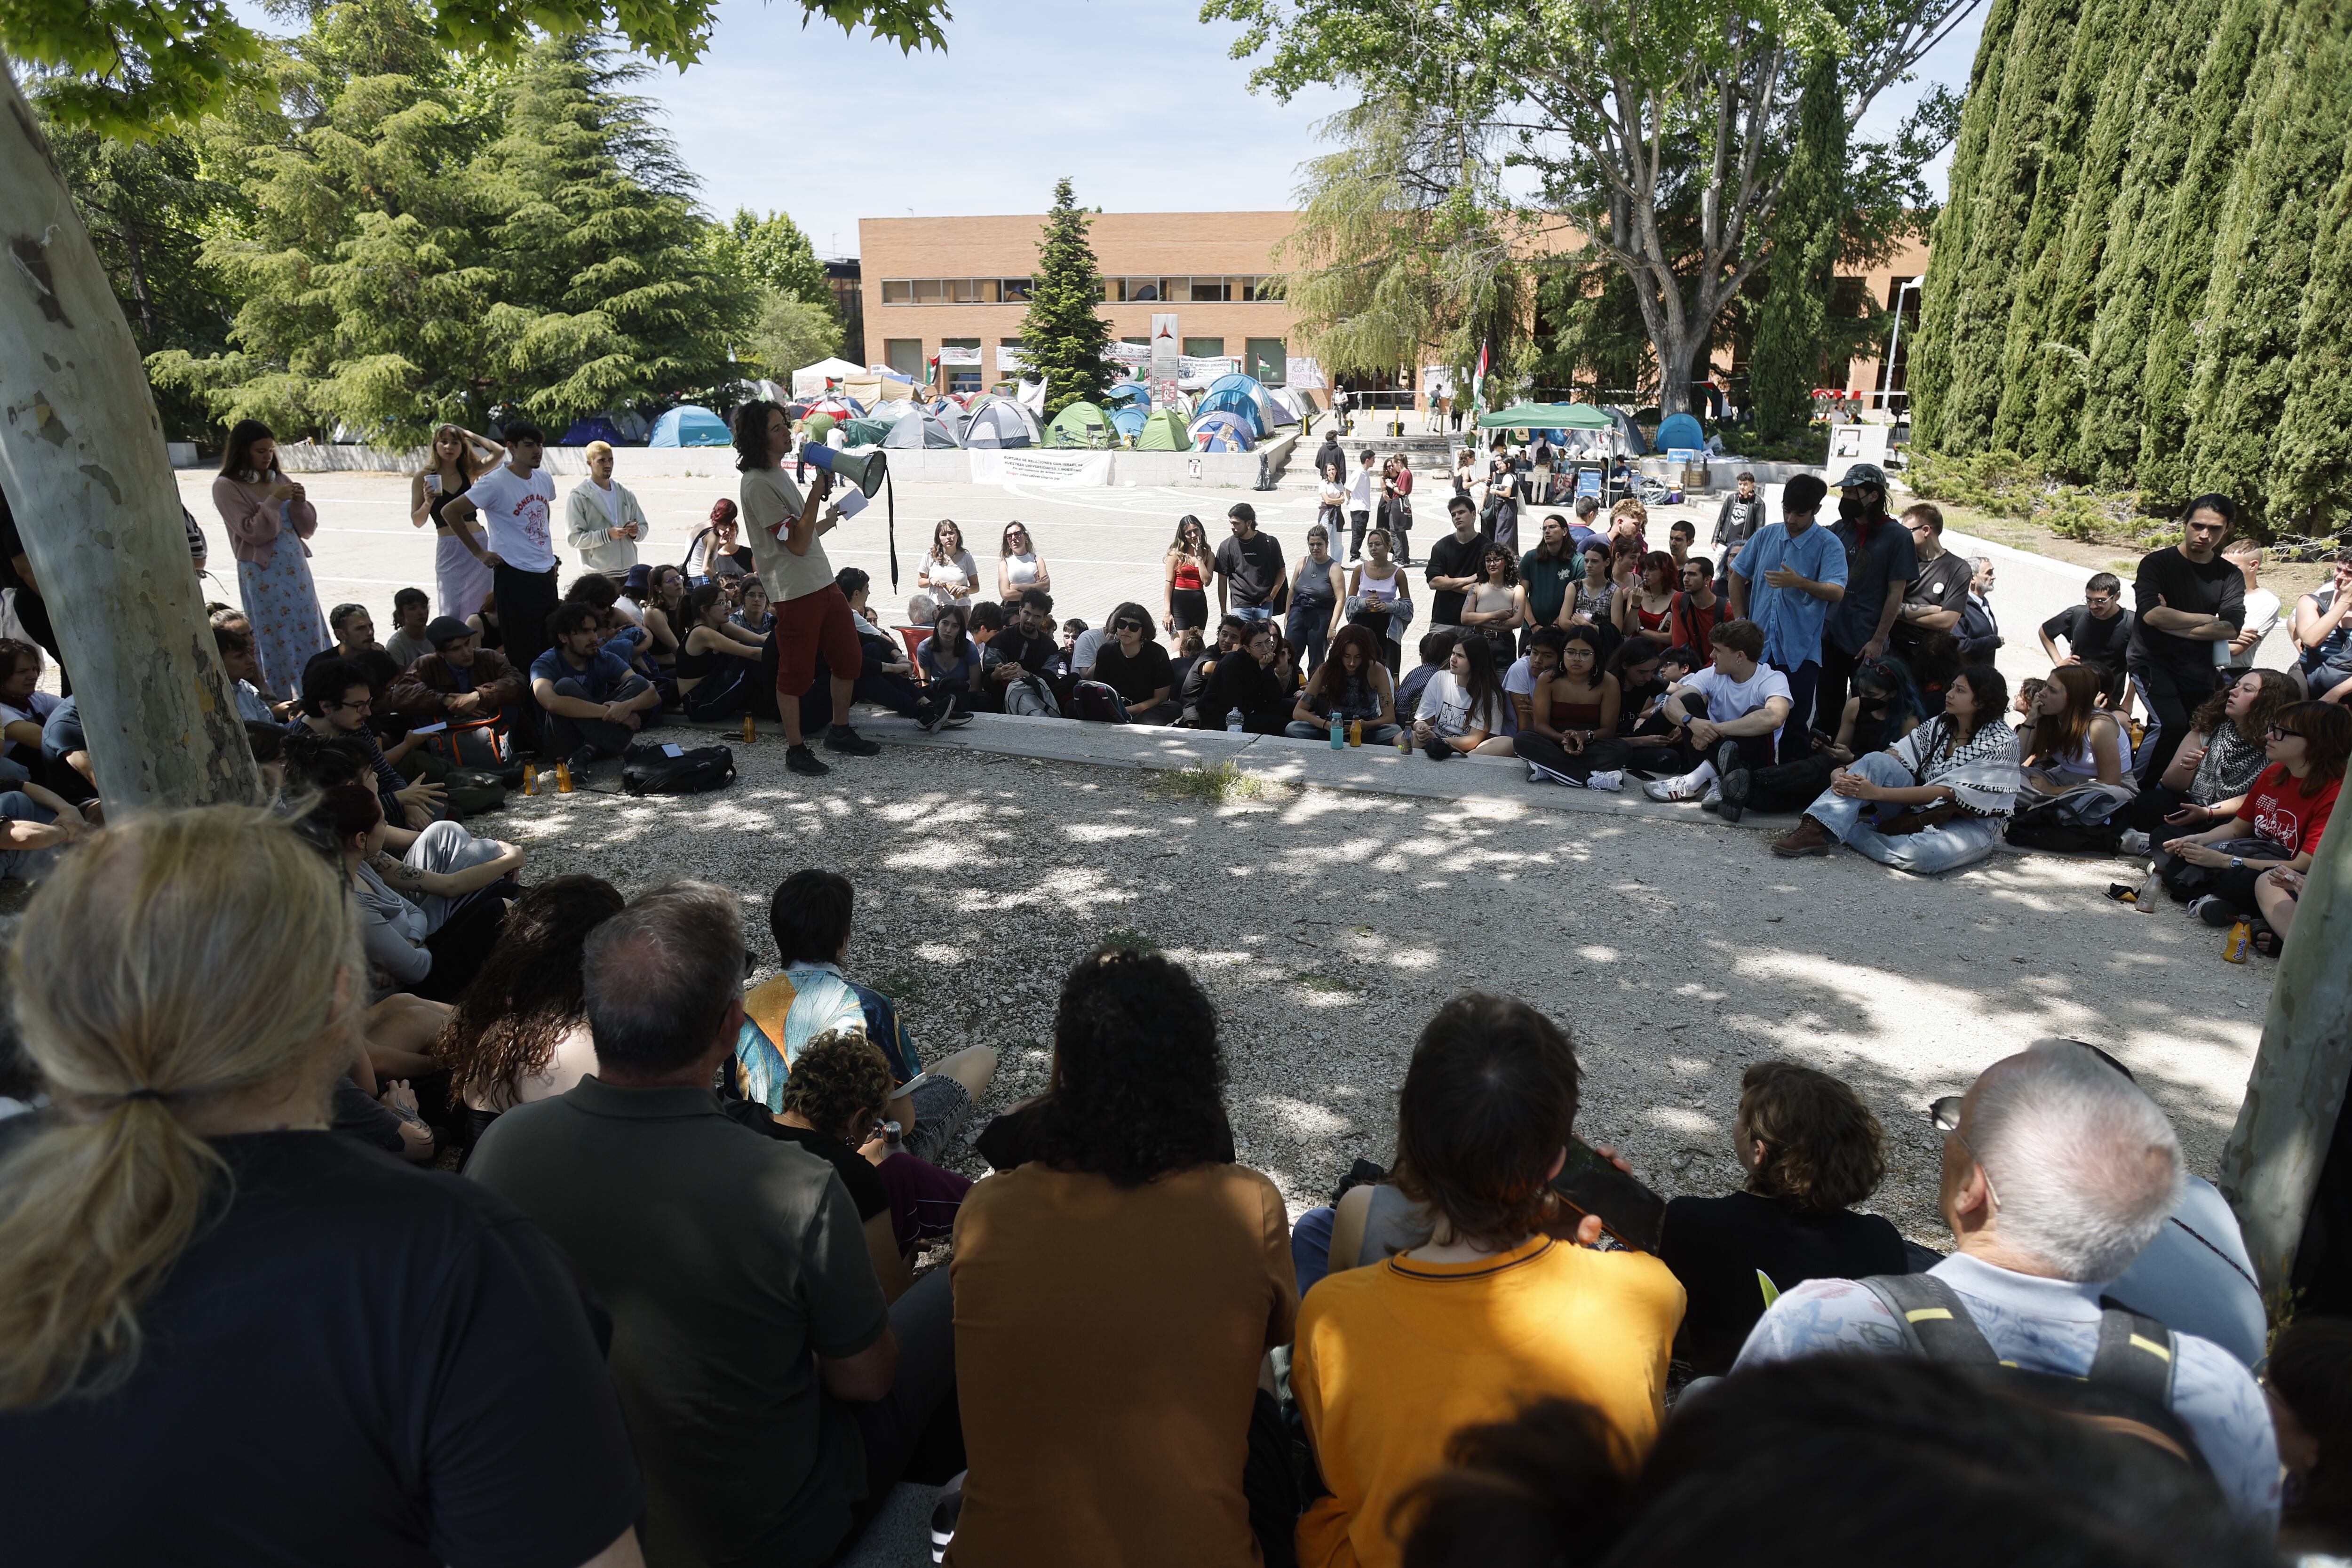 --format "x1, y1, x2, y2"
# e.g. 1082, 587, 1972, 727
464, 465, 559, 574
